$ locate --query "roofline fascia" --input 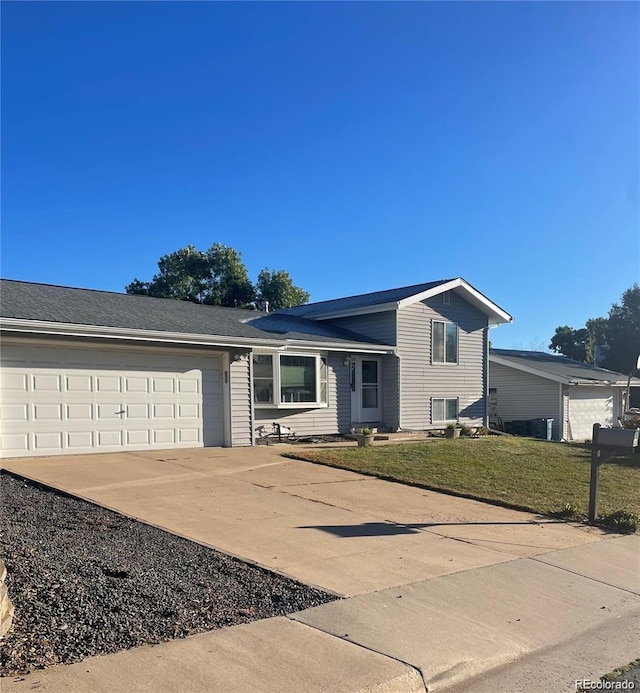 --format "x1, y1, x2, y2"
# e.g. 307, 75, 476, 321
489, 354, 630, 386
299, 302, 399, 321
397, 278, 513, 324
0, 318, 392, 354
